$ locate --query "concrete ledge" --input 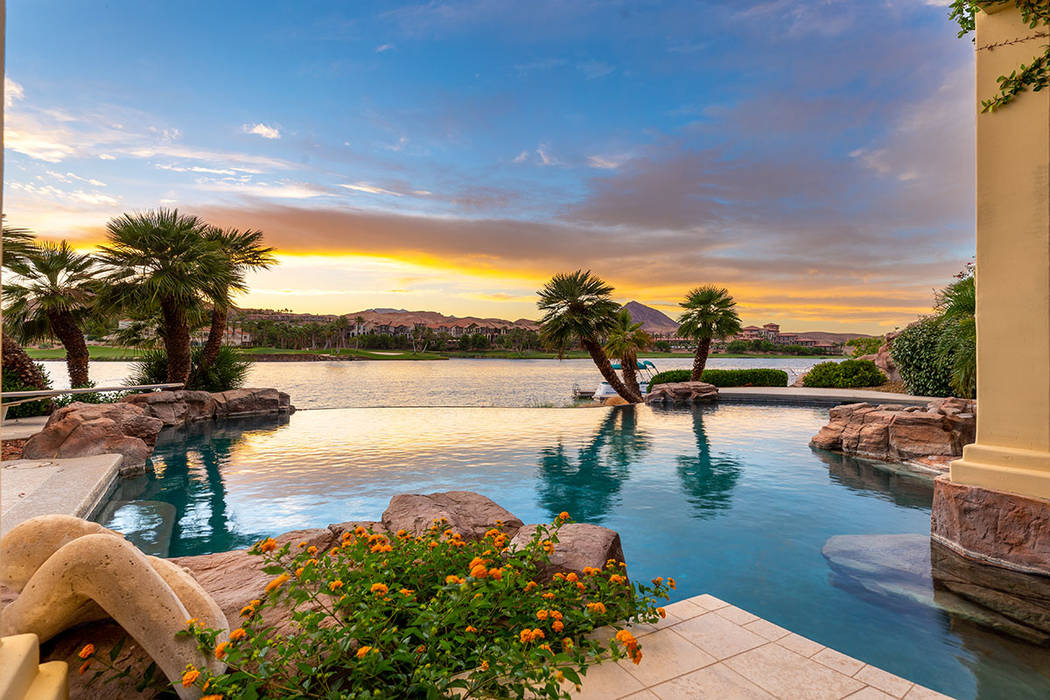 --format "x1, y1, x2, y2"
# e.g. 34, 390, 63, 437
719, 387, 935, 407
1, 416, 49, 441
1, 454, 123, 537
